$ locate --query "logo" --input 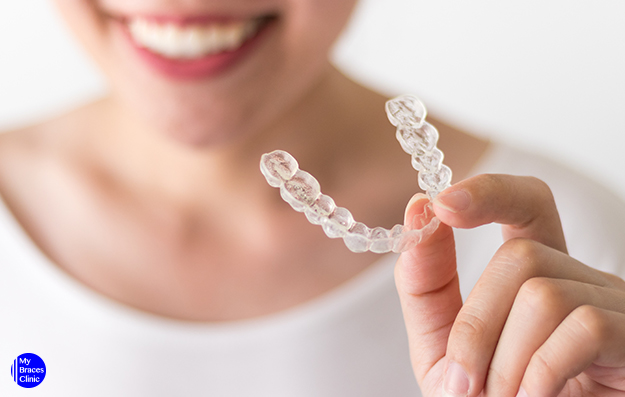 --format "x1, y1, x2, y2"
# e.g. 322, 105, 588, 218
11, 353, 46, 388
